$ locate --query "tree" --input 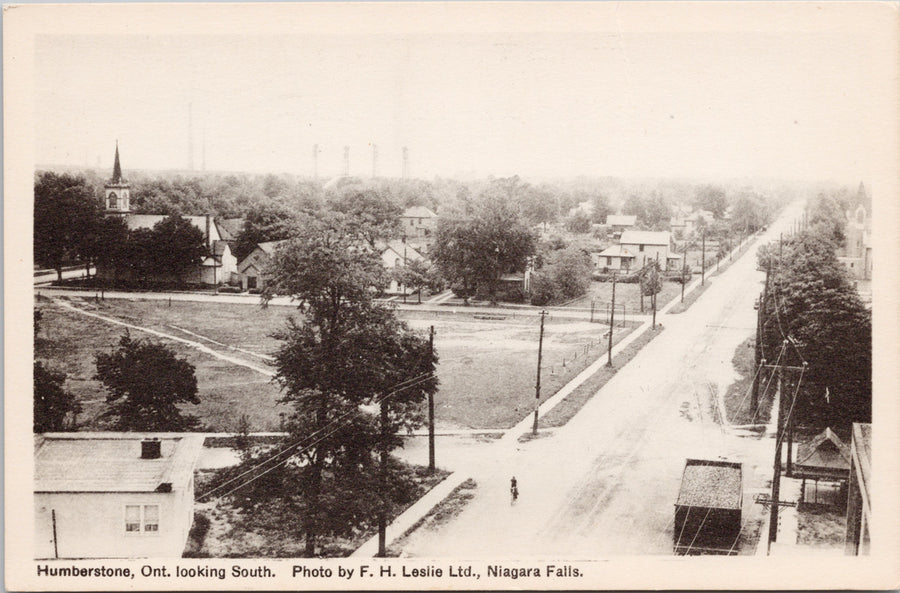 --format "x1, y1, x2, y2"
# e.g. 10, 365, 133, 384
34, 172, 103, 280
34, 362, 82, 432
622, 194, 647, 225
150, 214, 208, 281
330, 189, 402, 249
432, 194, 535, 304
84, 216, 130, 281
263, 213, 437, 556
95, 333, 200, 431
393, 259, 431, 303
564, 210, 592, 234
644, 193, 672, 230
233, 200, 300, 262
590, 193, 612, 225
758, 216, 871, 432
694, 185, 728, 219
641, 260, 662, 327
